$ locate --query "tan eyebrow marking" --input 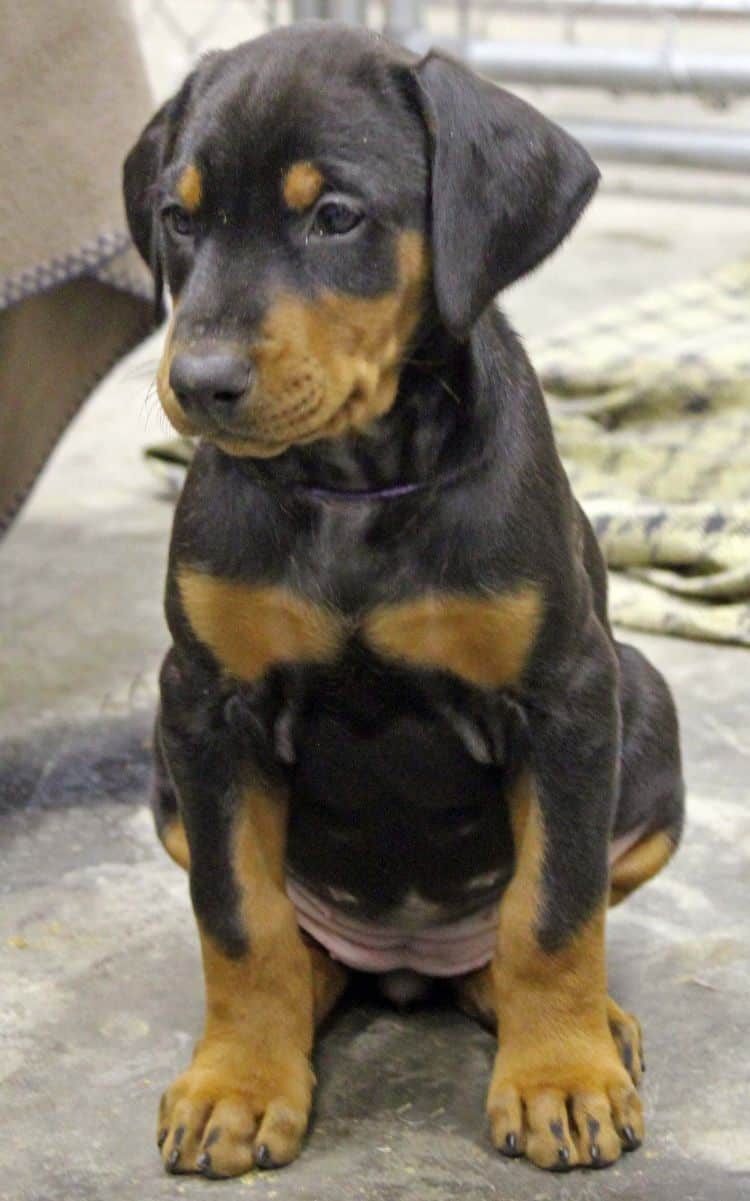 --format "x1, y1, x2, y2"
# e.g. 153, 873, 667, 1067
282, 161, 324, 212
177, 163, 203, 212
